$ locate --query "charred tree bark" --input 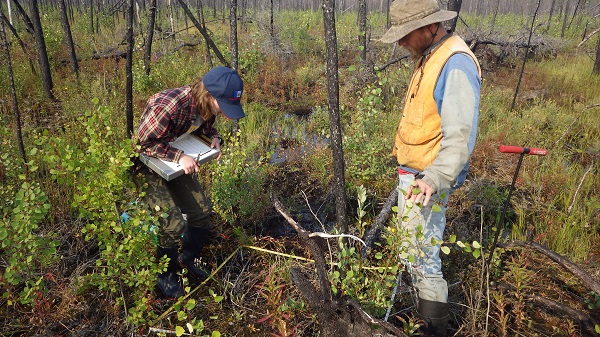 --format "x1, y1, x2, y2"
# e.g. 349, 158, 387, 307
489, 0, 500, 34
361, 187, 398, 257
272, 195, 406, 337
144, 0, 156, 76
29, 0, 55, 100
0, 12, 26, 165
197, 0, 213, 67
89, 0, 94, 37
322, 0, 348, 232
269, 0, 274, 39
510, 0, 541, 113
358, 0, 367, 62
446, 0, 462, 32
125, 0, 134, 137
0, 6, 35, 74
501, 240, 600, 296
11, 0, 33, 34
59, 0, 79, 78
177, 0, 229, 67
594, 34, 600, 75
230, 0, 238, 70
